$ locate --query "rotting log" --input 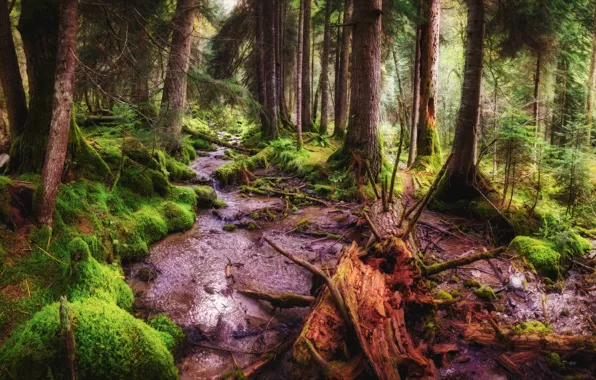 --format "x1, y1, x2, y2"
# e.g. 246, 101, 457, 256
236, 288, 315, 308
182, 125, 258, 154
422, 246, 507, 276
